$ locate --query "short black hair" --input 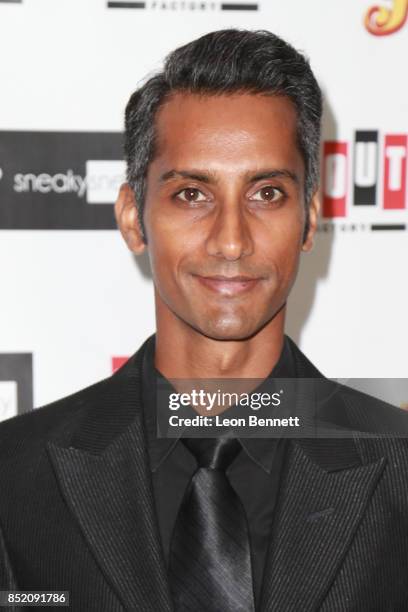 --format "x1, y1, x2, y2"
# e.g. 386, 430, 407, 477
124, 29, 322, 240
